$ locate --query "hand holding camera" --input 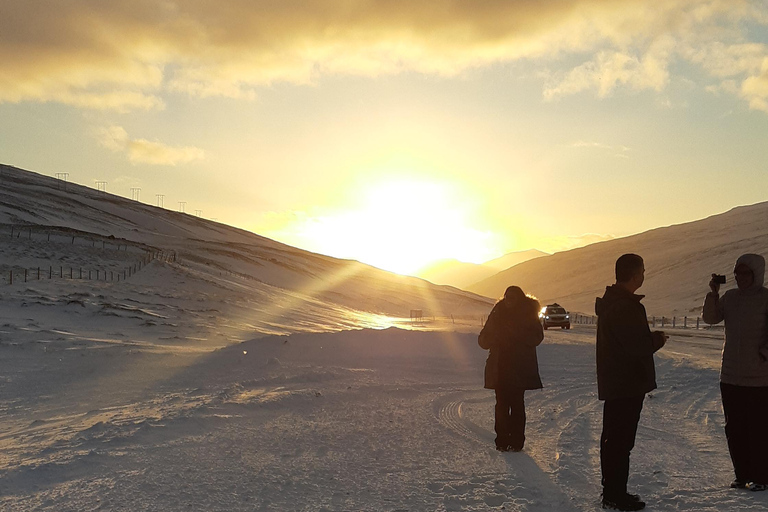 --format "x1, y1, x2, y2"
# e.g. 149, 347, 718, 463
710, 273, 725, 294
